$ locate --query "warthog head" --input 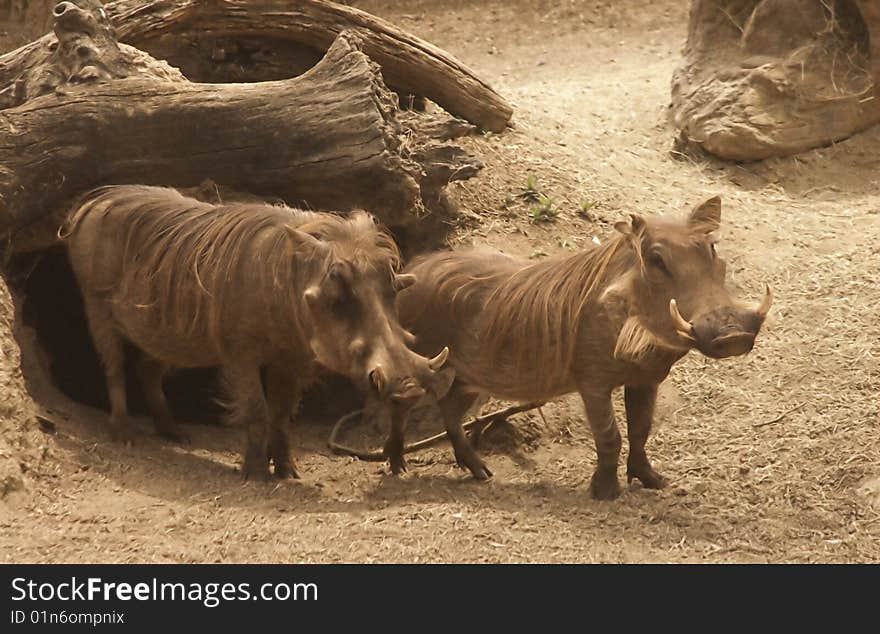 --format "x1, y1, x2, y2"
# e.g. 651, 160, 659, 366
614, 196, 771, 360
300, 251, 450, 403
